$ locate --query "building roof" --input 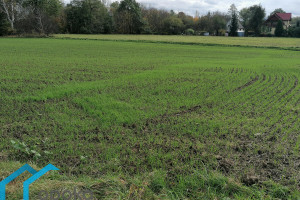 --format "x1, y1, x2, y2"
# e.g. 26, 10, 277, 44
276, 13, 292, 21
266, 13, 292, 22
226, 20, 244, 32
